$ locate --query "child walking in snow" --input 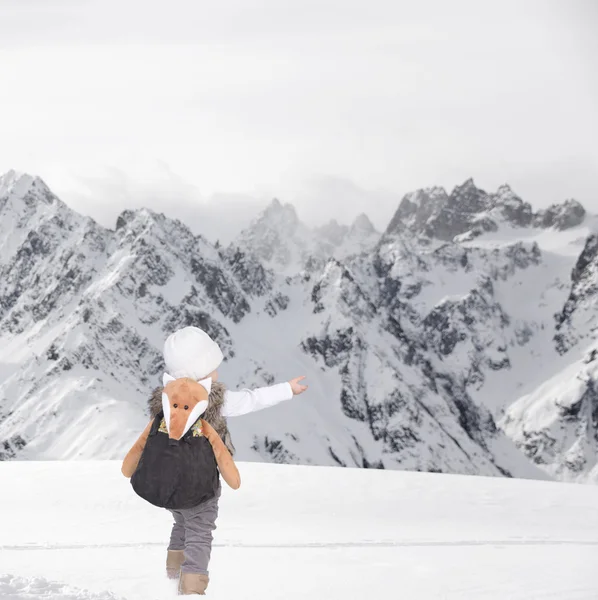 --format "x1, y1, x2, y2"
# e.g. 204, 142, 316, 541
122, 326, 308, 595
